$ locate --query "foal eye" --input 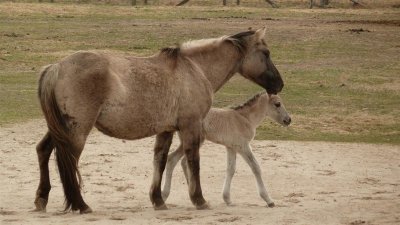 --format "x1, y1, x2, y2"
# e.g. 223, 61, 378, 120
274, 102, 281, 107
